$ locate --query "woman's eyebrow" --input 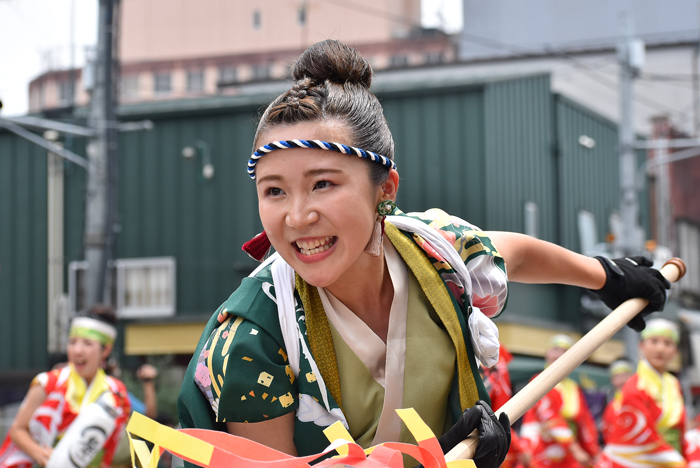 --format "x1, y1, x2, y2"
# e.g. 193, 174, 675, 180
256, 174, 283, 184
257, 168, 343, 184
303, 168, 343, 178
